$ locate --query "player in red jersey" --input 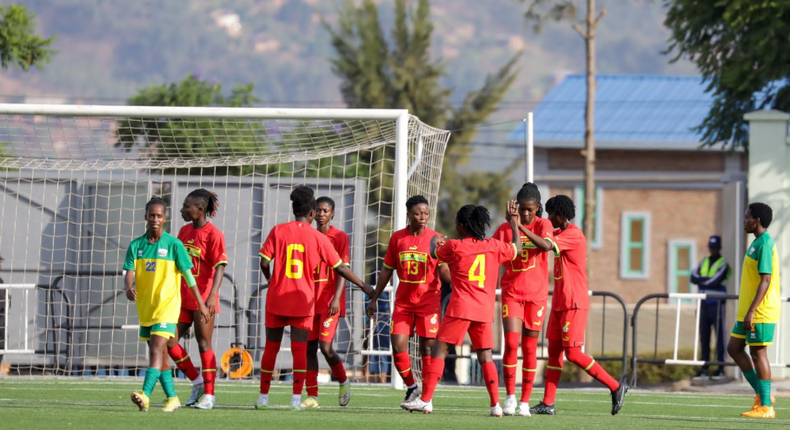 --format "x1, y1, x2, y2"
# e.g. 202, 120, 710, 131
403, 202, 521, 417
303, 196, 354, 409
529, 195, 627, 416
255, 186, 373, 411
166, 189, 227, 410
493, 183, 554, 416
366, 195, 451, 405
